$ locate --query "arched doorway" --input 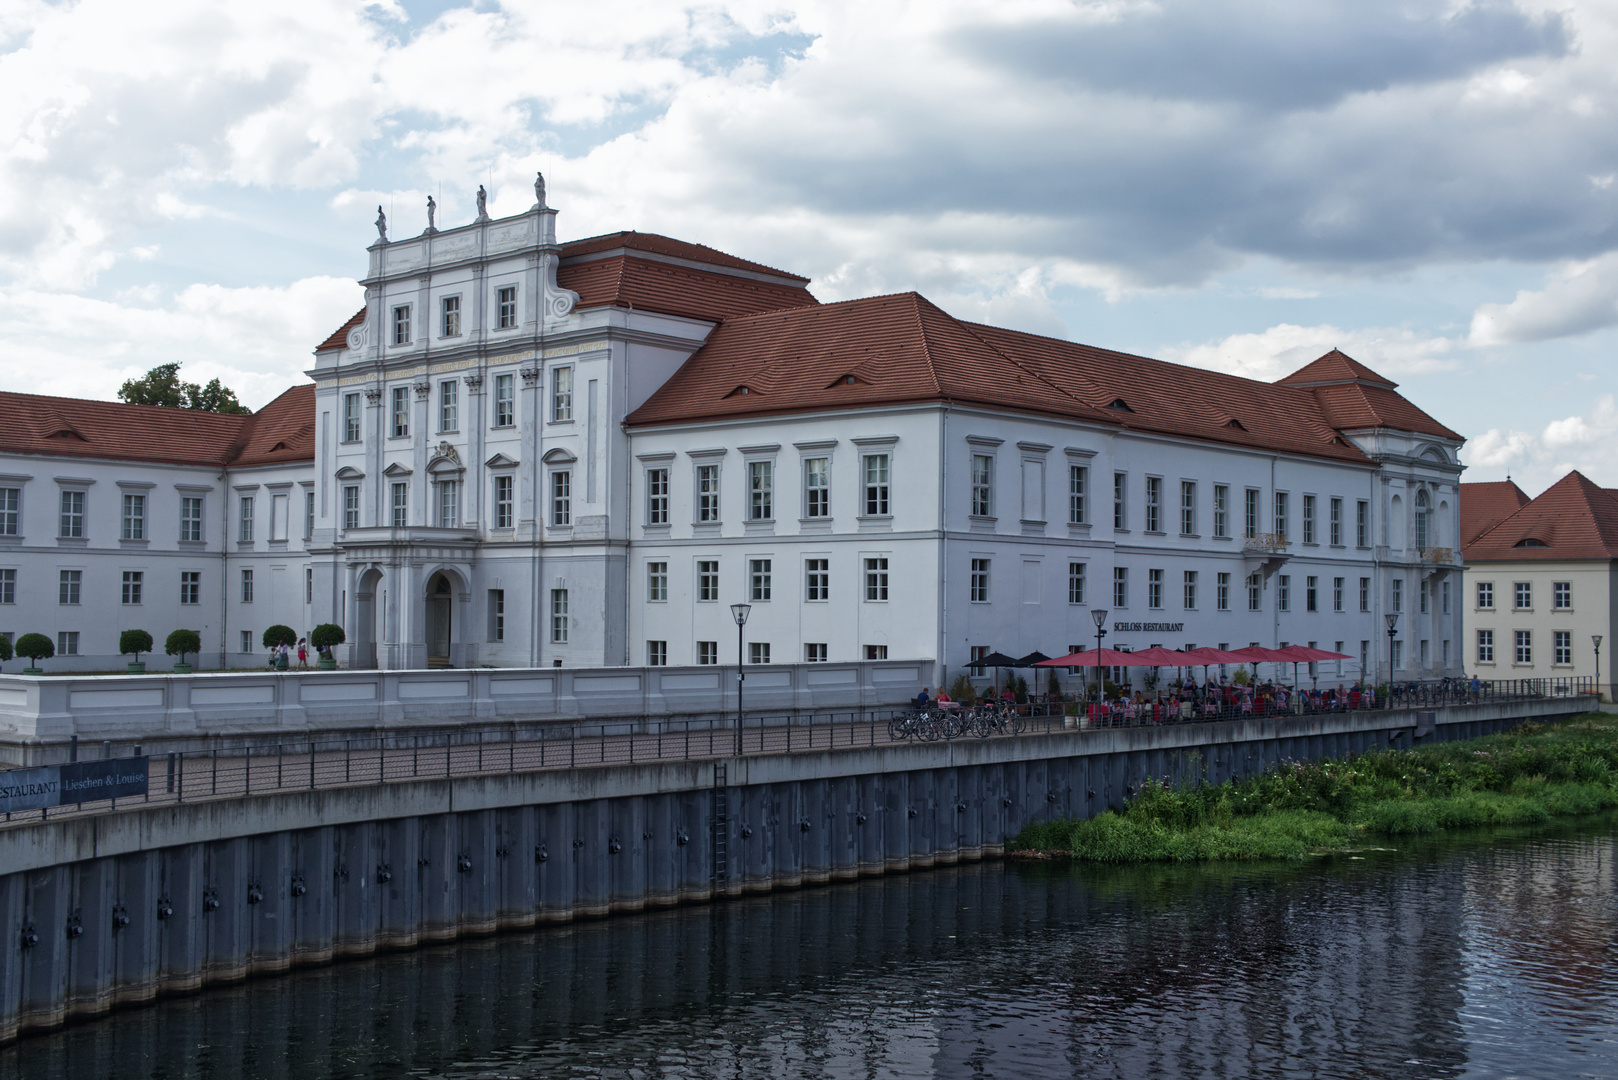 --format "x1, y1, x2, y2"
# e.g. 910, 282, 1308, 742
354, 568, 383, 669
426, 572, 454, 668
